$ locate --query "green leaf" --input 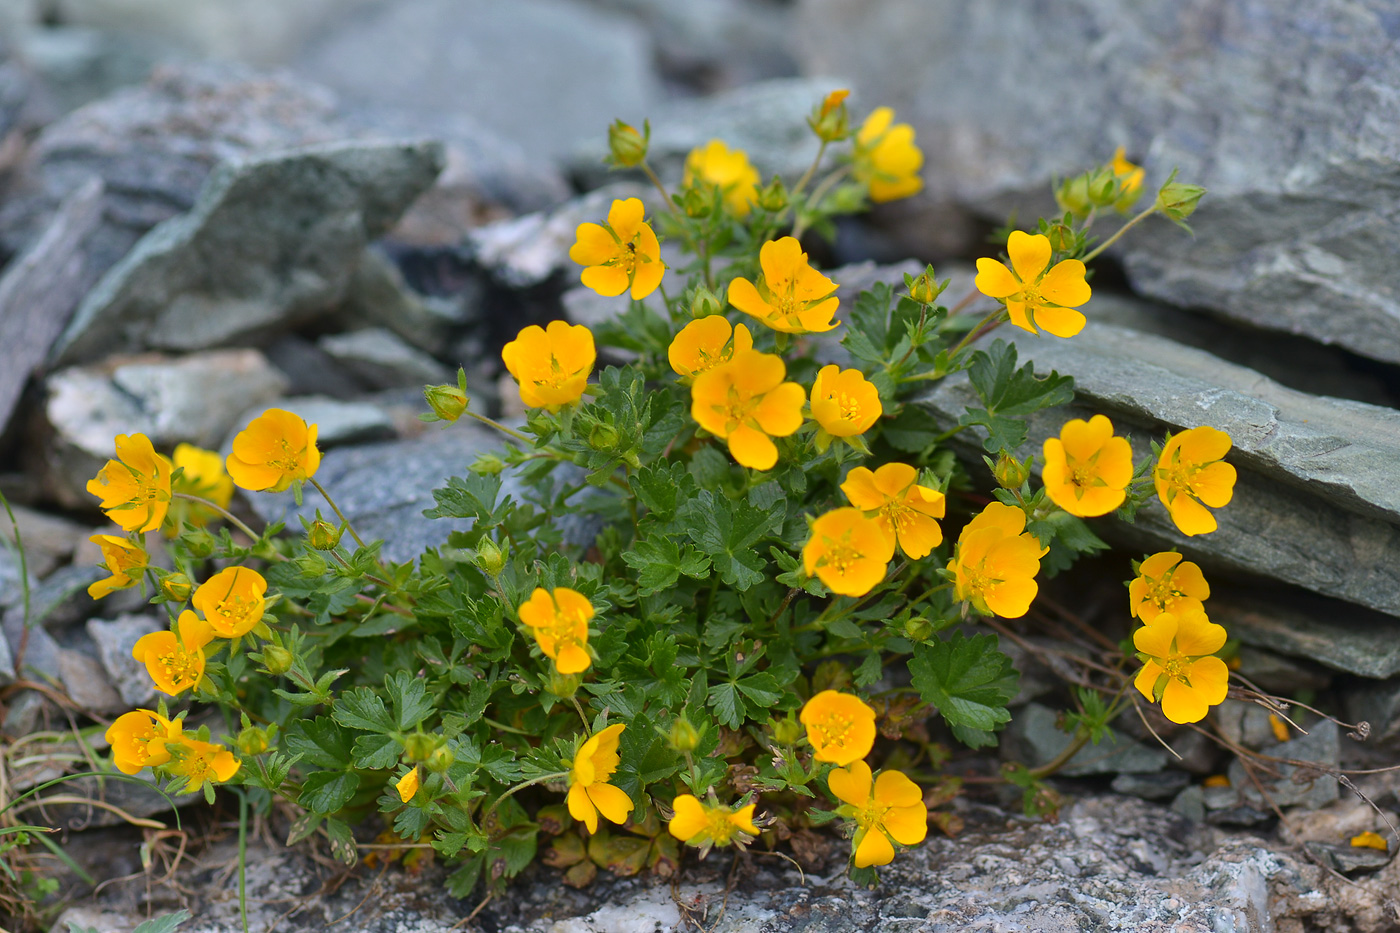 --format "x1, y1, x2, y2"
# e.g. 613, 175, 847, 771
909, 632, 1019, 748
131, 911, 192, 933
387, 671, 434, 731
680, 490, 784, 591
325, 818, 358, 865
423, 473, 508, 523
352, 733, 402, 770
332, 687, 395, 733
284, 717, 353, 770
883, 405, 942, 454
621, 537, 712, 595
960, 339, 1074, 453
688, 446, 732, 490
707, 682, 743, 729
299, 771, 361, 815
631, 461, 697, 521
